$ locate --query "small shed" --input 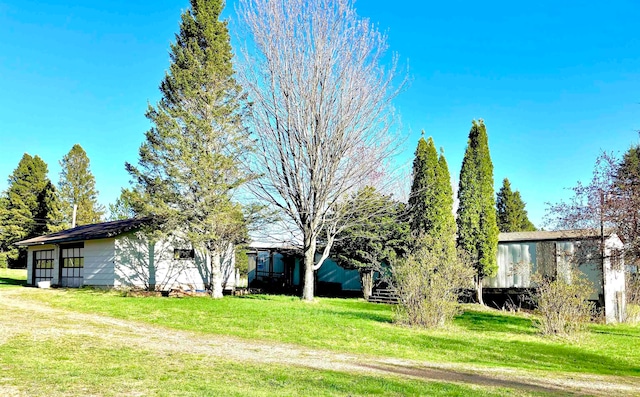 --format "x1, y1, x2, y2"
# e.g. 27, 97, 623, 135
15, 218, 236, 292
485, 230, 626, 323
